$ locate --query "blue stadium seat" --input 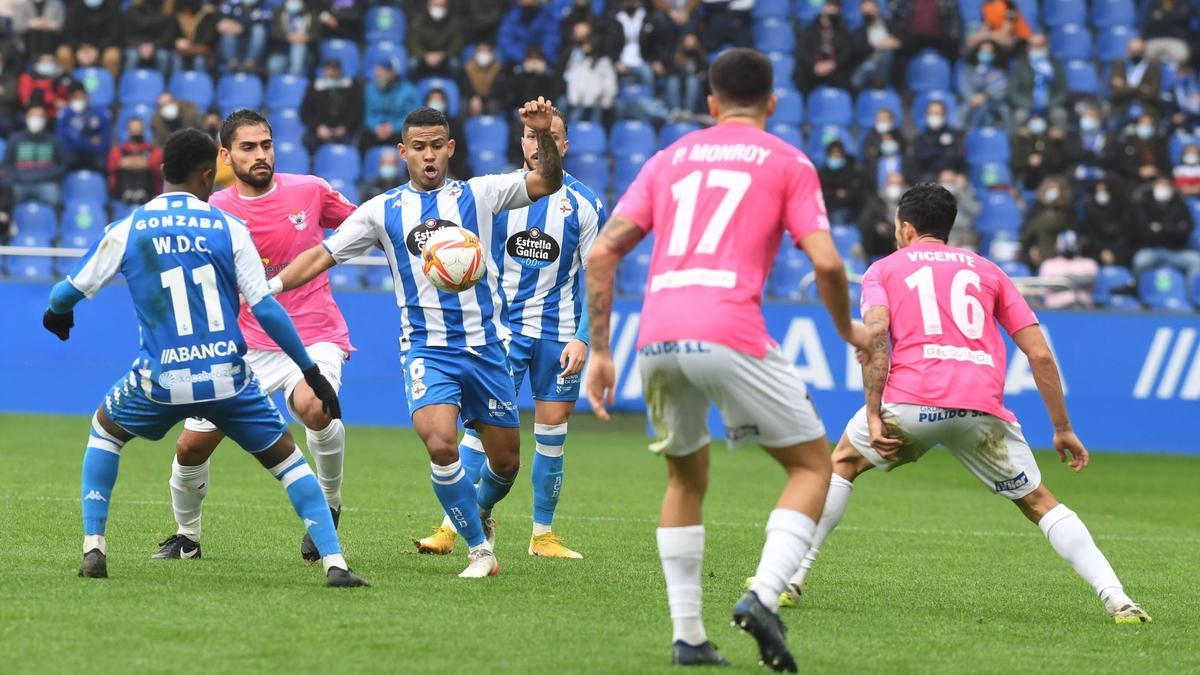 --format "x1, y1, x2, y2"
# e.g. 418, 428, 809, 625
905, 50, 952, 92
970, 162, 1014, 189
114, 104, 154, 142
806, 87, 853, 128
327, 264, 362, 291
1064, 59, 1099, 96
755, 18, 796, 53
6, 255, 56, 279
1106, 294, 1143, 310
1015, 0, 1040, 28
767, 51, 795, 88
767, 122, 804, 148
855, 89, 903, 130
998, 260, 1031, 277
468, 150, 509, 175
565, 152, 610, 195
1138, 267, 1192, 310
772, 87, 804, 126
842, 0, 864, 30
1092, 265, 1135, 305
793, 0, 824, 23
958, 0, 984, 23
314, 144, 361, 182
1042, 0, 1086, 27
753, 0, 791, 17
320, 39, 361, 78
416, 77, 461, 117
569, 122, 607, 154
169, 70, 214, 110
613, 154, 646, 198
1097, 25, 1136, 62
805, 125, 854, 164
912, 90, 958, 131
464, 114, 508, 154
1050, 24, 1093, 60
270, 108, 304, 145
831, 225, 861, 259
216, 73, 264, 116
109, 200, 134, 222
118, 68, 164, 106
768, 247, 814, 300
266, 75, 308, 112
610, 120, 656, 159
274, 142, 310, 174
327, 178, 360, 205
1091, 0, 1135, 27
617, 235, 653, 297
11, 201, 58, 246
0, 138, 6, 163
59, 201, 106, 248
965, 127, 1010, 165
64, 171, 108, 205
74, 67, 114, 108
364, 5, 406, 43
658, 121, 700, 149
364, 41, 406, 75
362, 261, 395, 292
976, 191, 1021, 233
361, 145, 395, 181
